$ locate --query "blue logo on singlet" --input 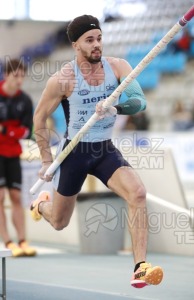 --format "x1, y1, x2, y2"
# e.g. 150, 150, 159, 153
78, 89, 90, 96
106, 84, 115, 91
